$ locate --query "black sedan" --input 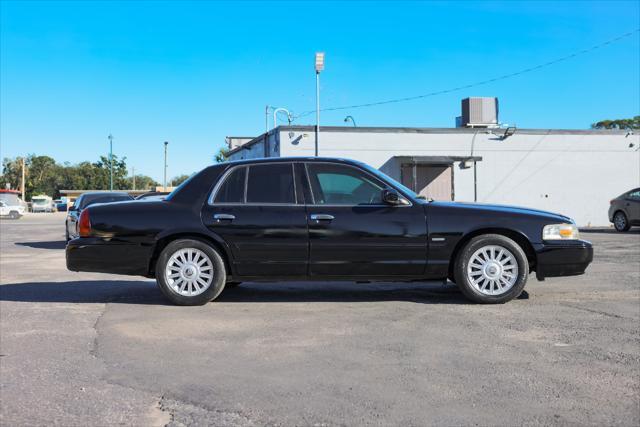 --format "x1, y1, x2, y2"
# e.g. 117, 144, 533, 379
65, 192, 134, 241
66, 157, 593, 305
